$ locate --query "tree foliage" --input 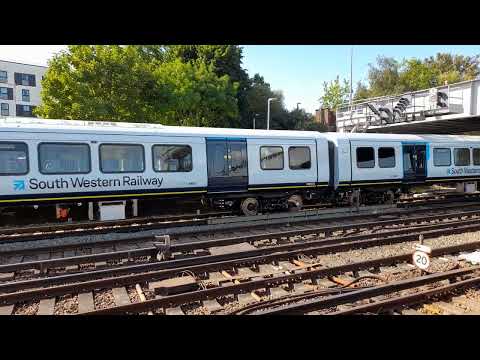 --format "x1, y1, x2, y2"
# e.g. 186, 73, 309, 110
319, 76, 350, 110
36, 44, 316, 130
35, 45, 239, 126
354, 53, 480, 100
